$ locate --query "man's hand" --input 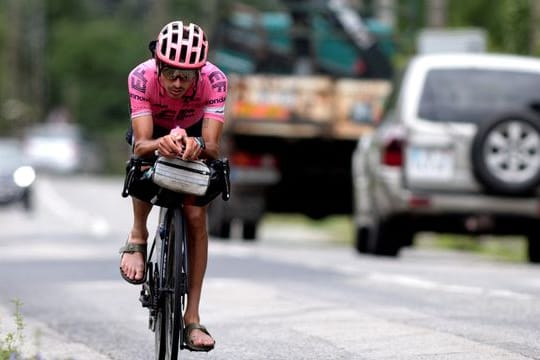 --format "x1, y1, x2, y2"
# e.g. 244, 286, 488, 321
180, 137, 204, 160
157, 133, 184, 158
